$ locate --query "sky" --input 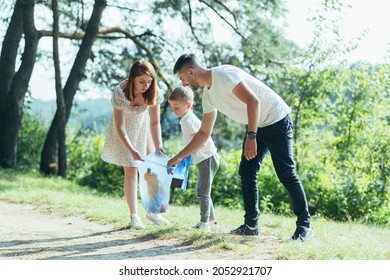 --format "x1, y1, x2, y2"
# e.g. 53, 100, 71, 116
284, 0, 390, 64
27, 0, 390, 101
